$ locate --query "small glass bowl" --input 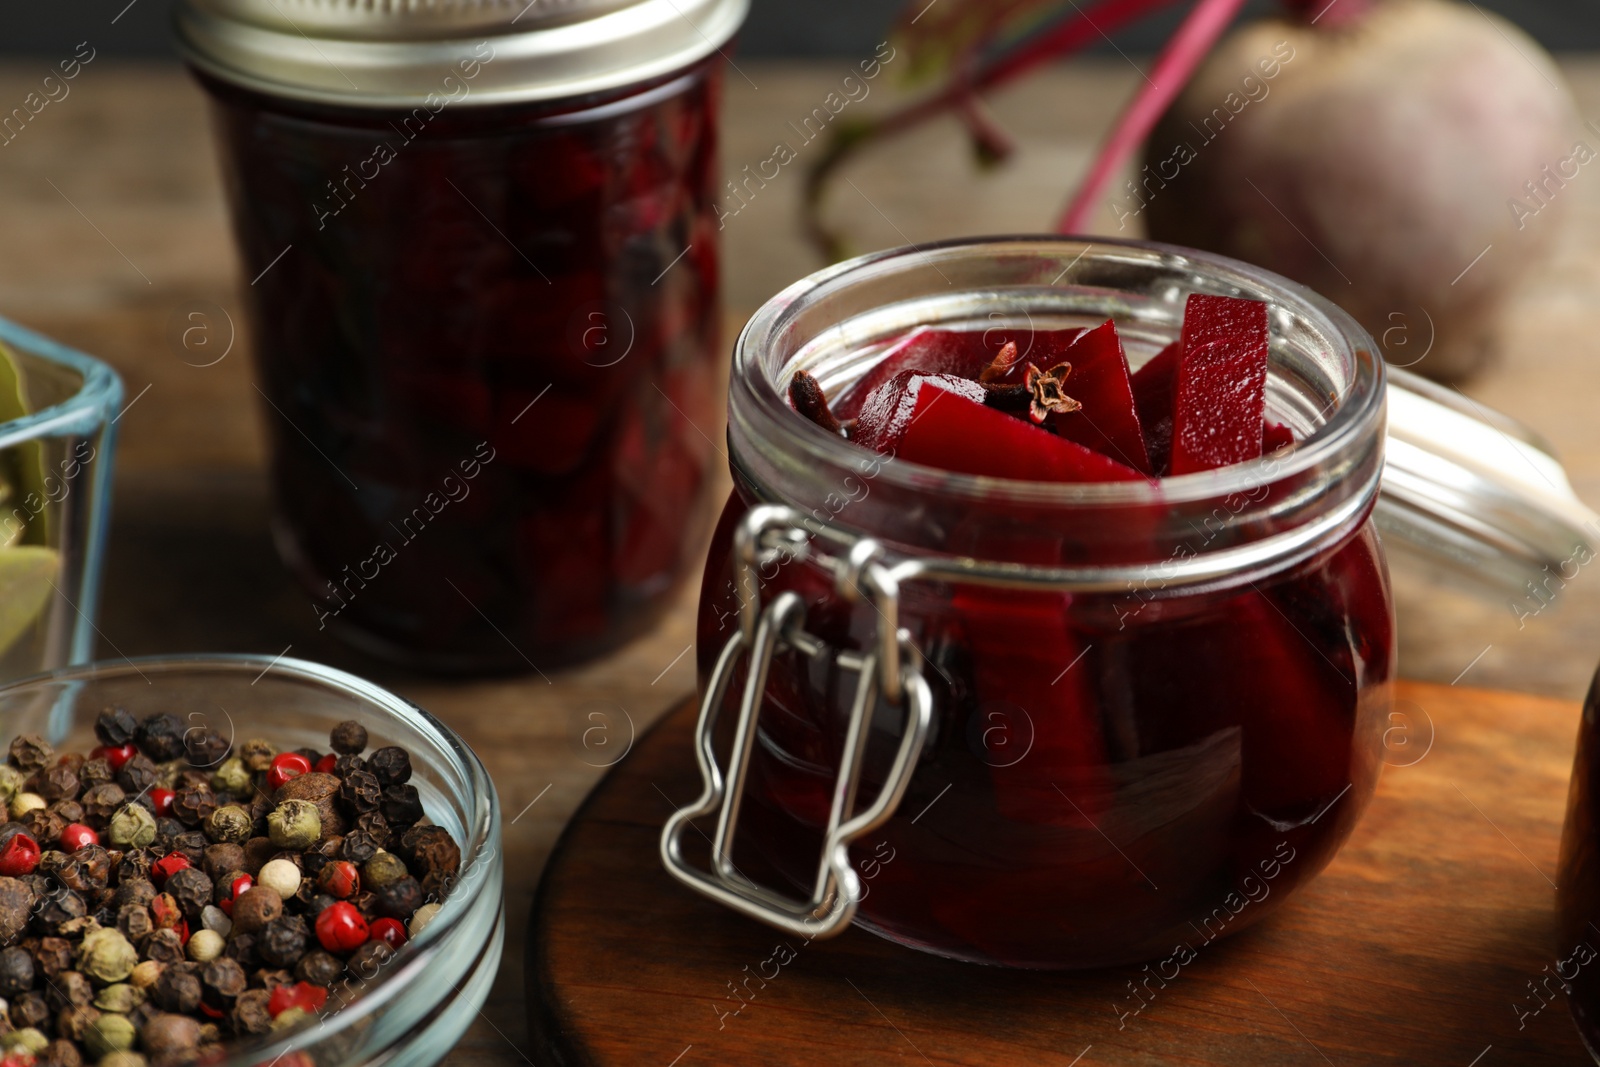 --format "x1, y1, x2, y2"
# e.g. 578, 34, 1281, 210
0, 654, 504, 1067
0, 315, 122, 683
